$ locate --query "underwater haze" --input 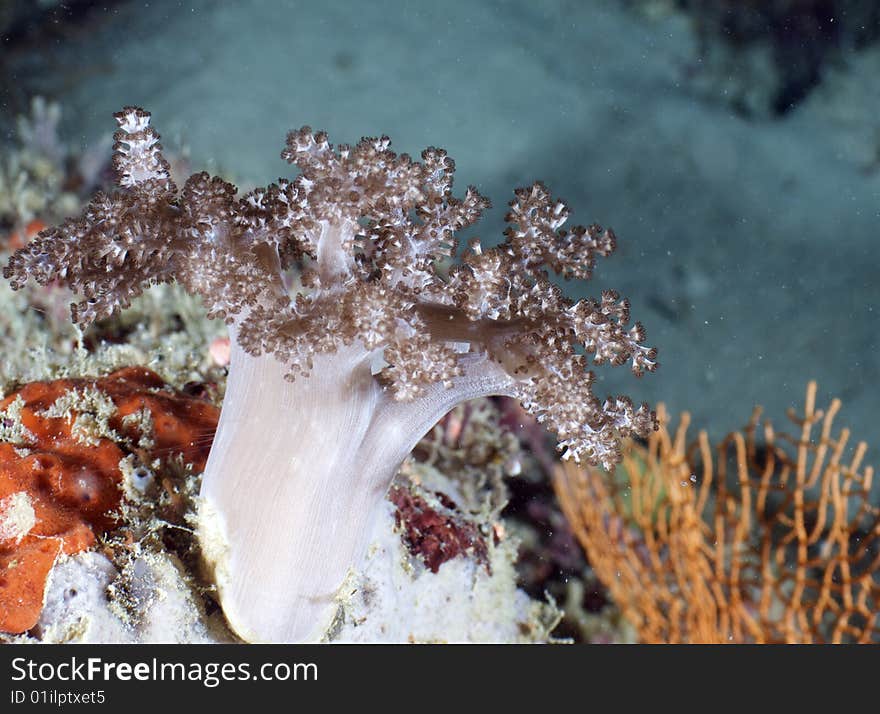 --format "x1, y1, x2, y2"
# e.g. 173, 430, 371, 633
3, 0, 878, 473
